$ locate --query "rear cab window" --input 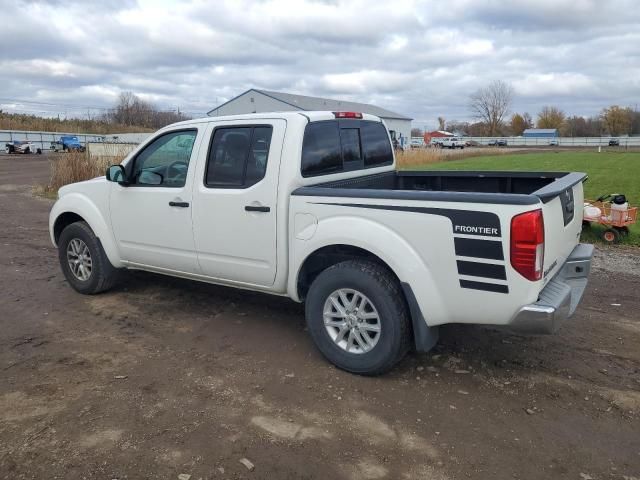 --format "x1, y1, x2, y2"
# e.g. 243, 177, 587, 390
301, 120, 393, 177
